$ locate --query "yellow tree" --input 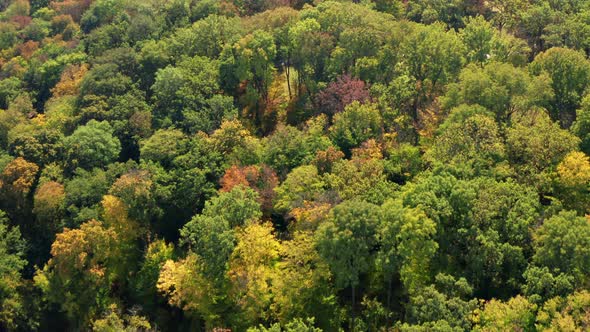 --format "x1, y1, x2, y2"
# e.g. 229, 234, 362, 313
157, 253, 220, 327
228, 222, 280, 328
35, 220, 118, 328
556, 151, 590, 214
0, 157, 39, 212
